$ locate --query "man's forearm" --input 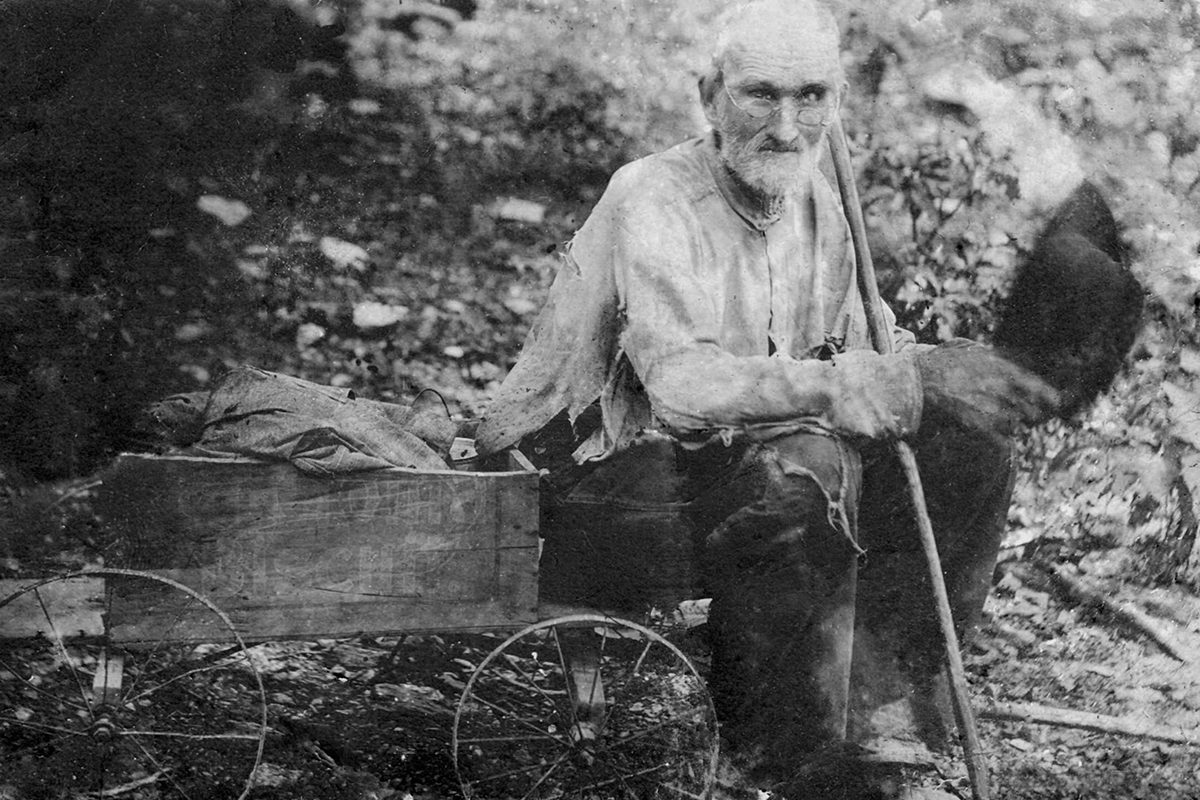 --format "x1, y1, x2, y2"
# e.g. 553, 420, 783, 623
637, 345, 923, 441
